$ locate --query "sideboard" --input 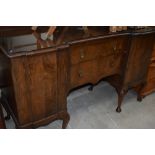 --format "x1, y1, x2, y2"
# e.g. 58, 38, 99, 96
0, 27, 154, 128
